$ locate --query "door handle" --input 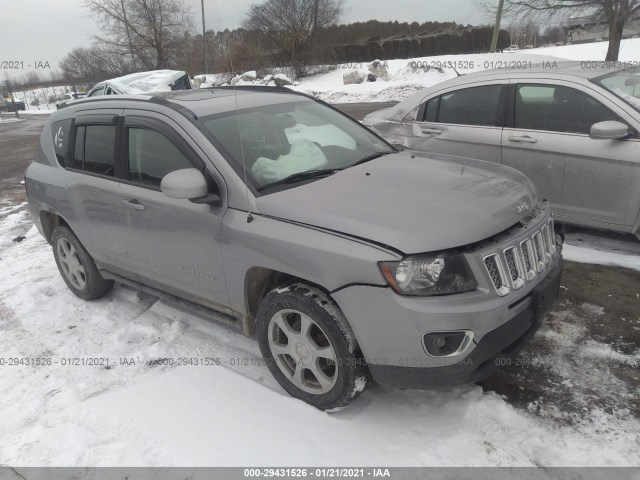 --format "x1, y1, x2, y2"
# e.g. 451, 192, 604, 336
121, 199, 145, 211
421, 127, 442, 135
508, 135, 538, 144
